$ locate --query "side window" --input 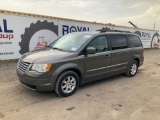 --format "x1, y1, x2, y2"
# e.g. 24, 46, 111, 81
108, 34, 128, 50
128, 35, 142, 47
88, 36, 108, 53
